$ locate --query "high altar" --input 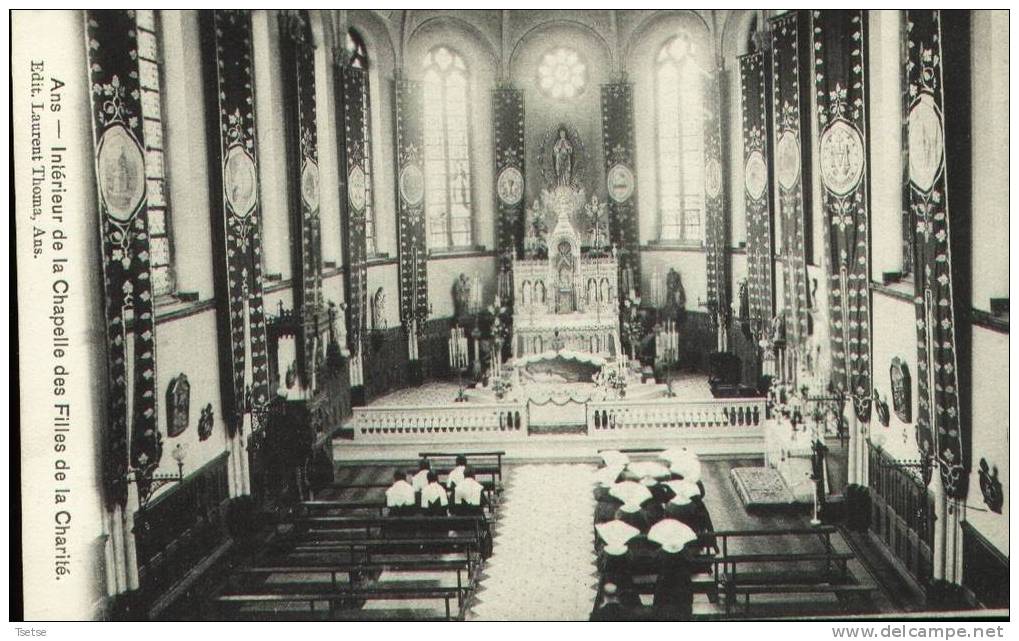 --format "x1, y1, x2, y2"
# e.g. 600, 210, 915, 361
512, 186, 621, 360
